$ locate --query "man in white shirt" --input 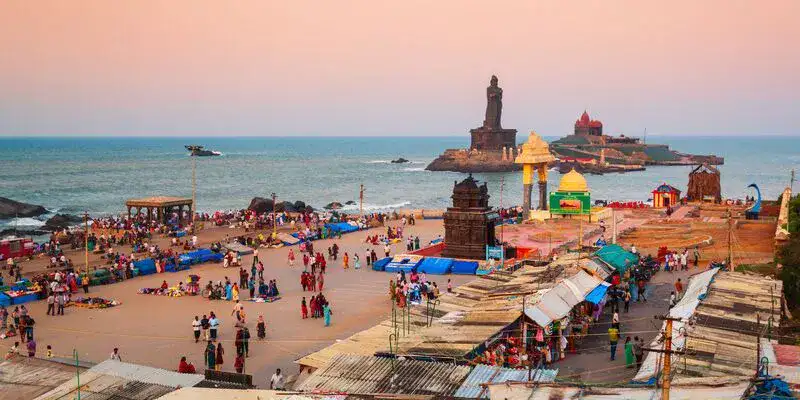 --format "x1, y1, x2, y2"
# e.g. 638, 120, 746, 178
270, 368, 285, 390
192, 235, 198, 247
192, 316, 201, 343
110, 348, 122, 361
